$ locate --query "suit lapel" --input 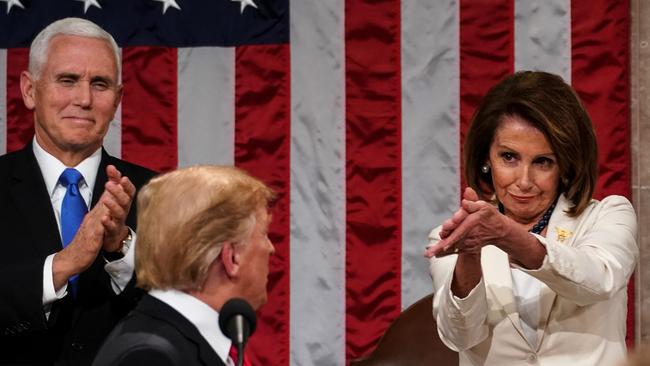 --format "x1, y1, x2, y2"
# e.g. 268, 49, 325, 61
10, 145, 62, 254
91, 149, 110, 209
534, 195, 577, 348
481, 245, 529, 343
